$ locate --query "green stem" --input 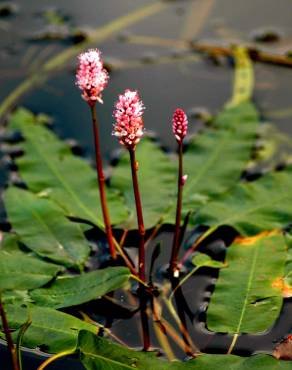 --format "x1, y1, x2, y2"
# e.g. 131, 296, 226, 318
170, 143, 184, 274
0, 294, 19, 370
90, 105, 116, 260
